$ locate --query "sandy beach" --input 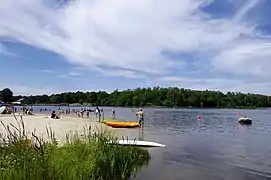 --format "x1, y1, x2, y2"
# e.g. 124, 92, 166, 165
0, 114, 136, 143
